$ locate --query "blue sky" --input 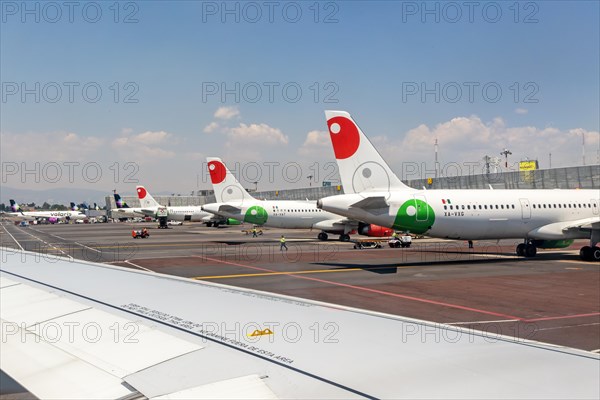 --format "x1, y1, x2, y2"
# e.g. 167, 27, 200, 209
1, 1, 599, 196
